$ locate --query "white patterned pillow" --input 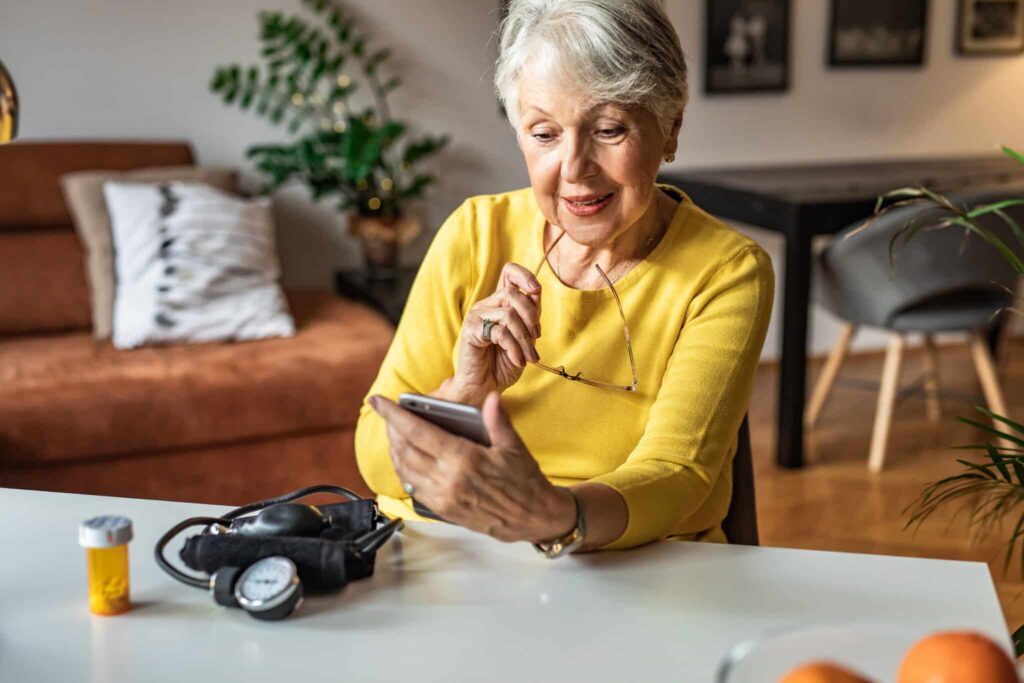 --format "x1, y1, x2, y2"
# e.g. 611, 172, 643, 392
103, 181, 295, 350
